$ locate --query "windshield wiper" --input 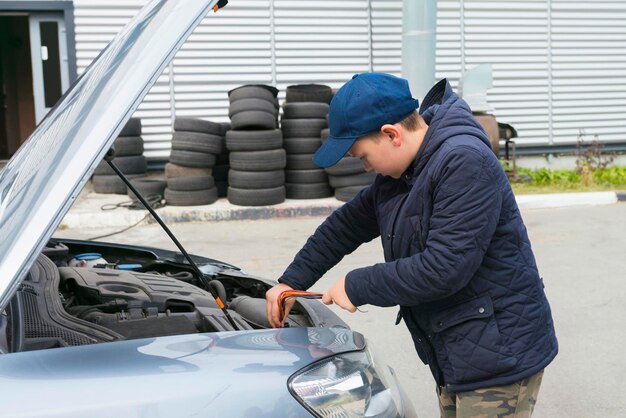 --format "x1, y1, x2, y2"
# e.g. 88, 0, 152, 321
104, 148, 240, 331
